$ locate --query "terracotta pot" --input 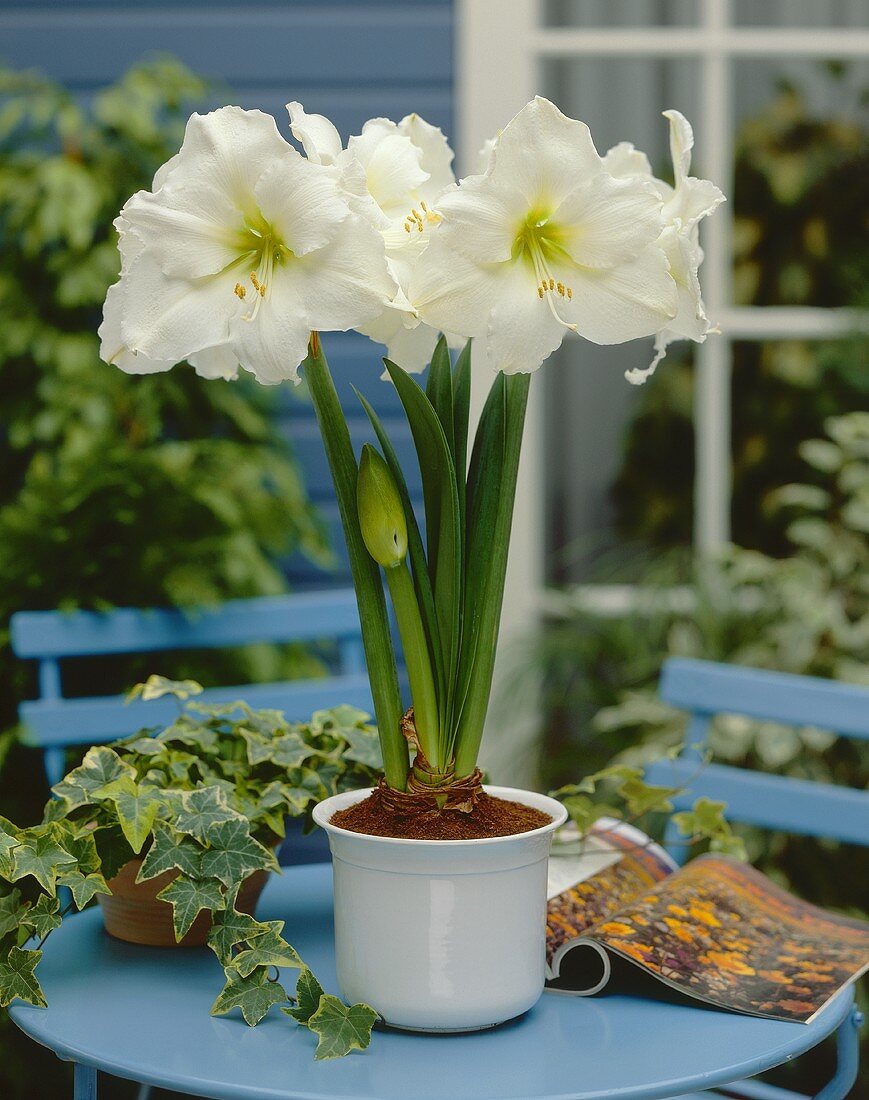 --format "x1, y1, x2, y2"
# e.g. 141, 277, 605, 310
98, 860, 270, 948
